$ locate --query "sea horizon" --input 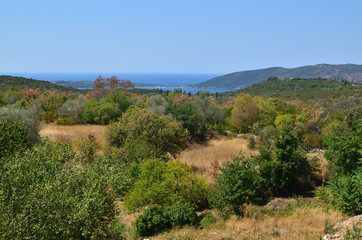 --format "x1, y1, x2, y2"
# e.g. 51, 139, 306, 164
1, 72, 223, 86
